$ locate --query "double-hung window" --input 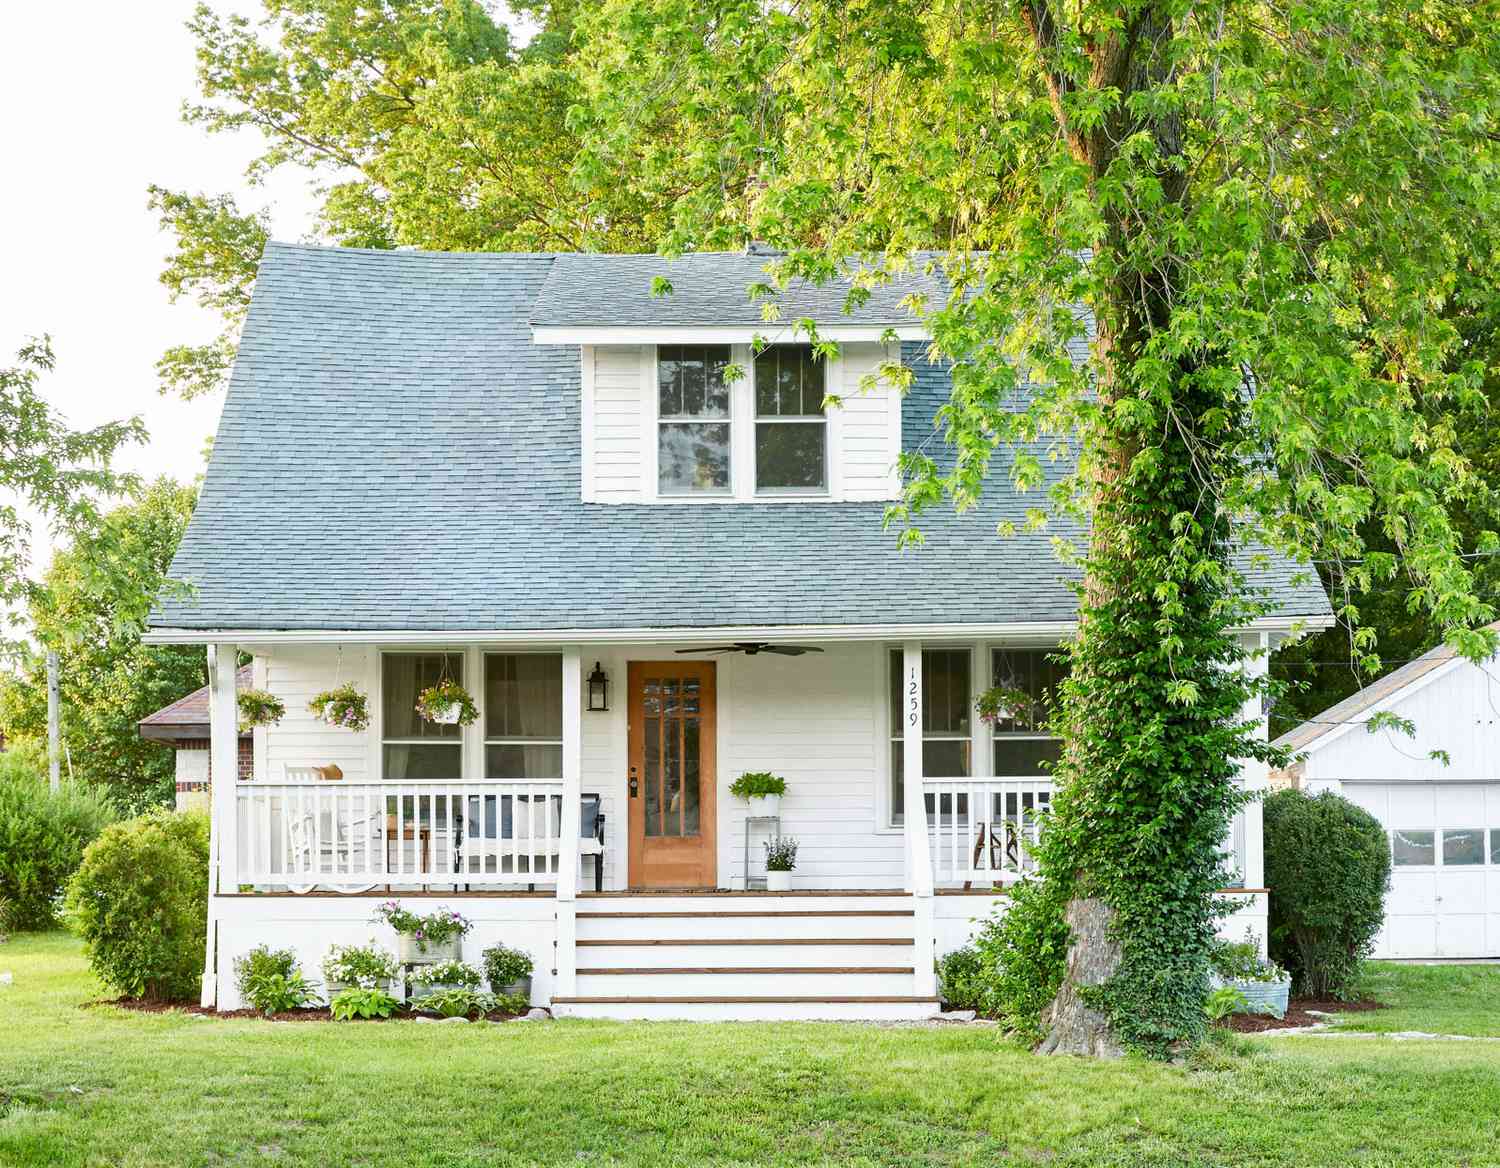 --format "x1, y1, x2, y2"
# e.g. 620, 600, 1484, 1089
382, 651, 464, 780
990, 647, 1067, 776
888, 648, 972, 823
755, 345, 827, 491
484, 653, 563, 779
658, 345, 731, 494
